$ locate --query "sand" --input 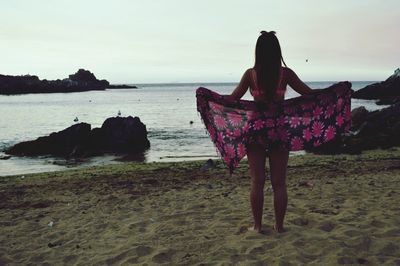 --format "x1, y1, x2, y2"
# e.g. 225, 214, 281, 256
0, 149, 399, 265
